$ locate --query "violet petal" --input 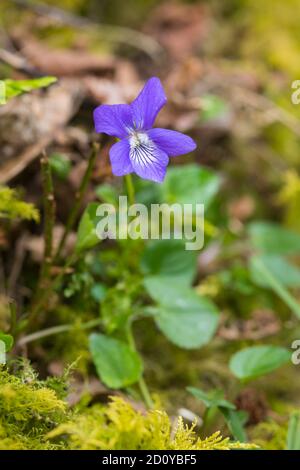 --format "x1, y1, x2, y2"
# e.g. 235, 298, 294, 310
130, 77, 167, 130
109, 139, 133, 176
129, 140, 169, 183
148, 128, 197, 156
93, 104, 133, 139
